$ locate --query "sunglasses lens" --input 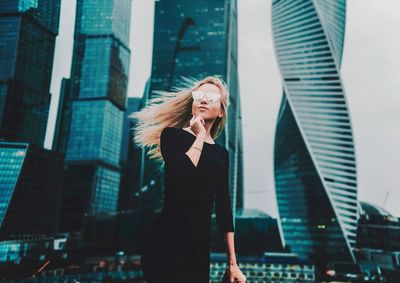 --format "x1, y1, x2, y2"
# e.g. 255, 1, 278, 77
208, 93, 221, 102
192, 91, 202, 100
192, 91, 221, 102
